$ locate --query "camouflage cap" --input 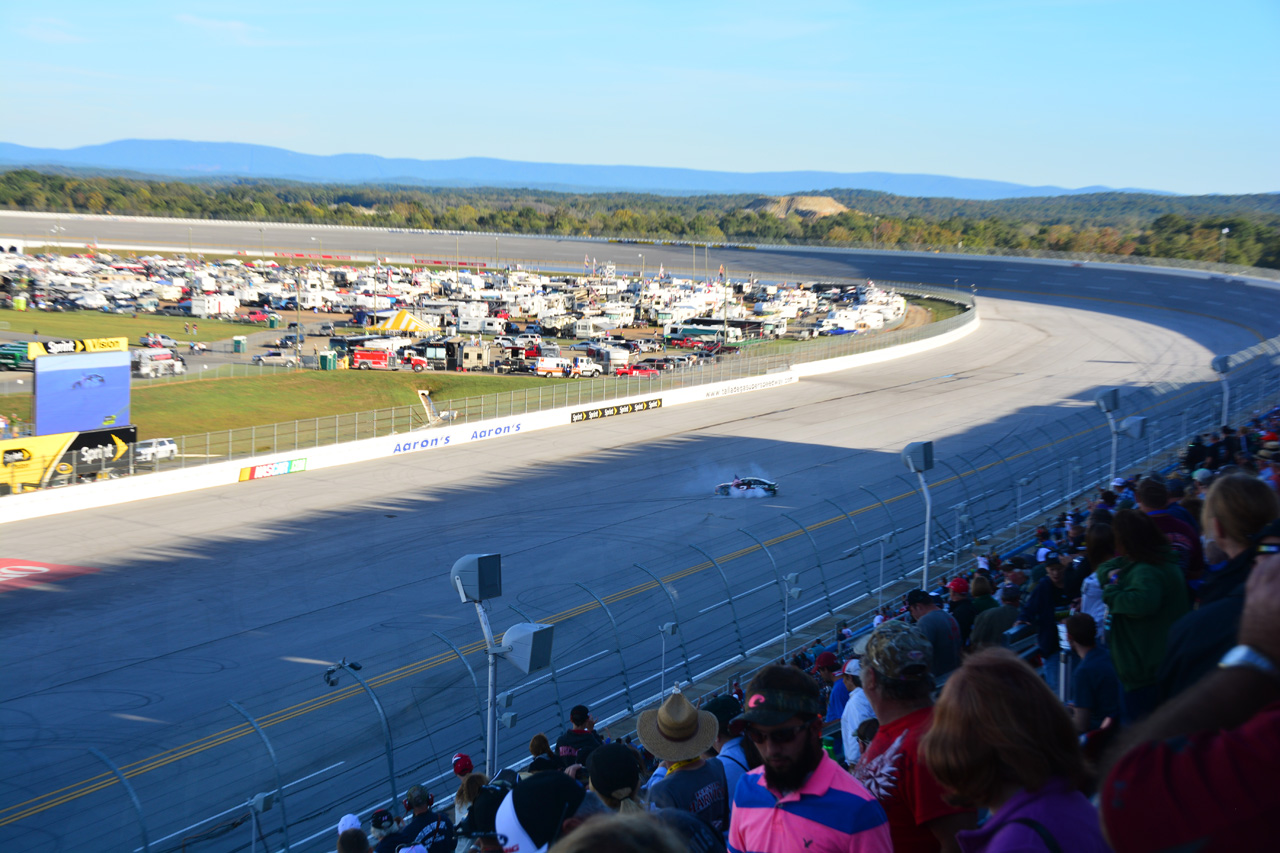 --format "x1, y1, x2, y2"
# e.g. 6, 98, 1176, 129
864, 620, 933, 680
